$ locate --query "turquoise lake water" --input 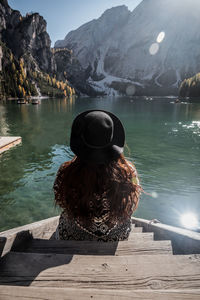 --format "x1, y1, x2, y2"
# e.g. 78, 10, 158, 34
0, 96, 200, 231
